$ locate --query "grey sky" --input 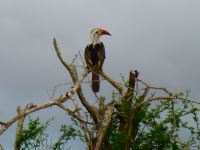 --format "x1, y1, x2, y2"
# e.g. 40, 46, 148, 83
0, 0, 200, 149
